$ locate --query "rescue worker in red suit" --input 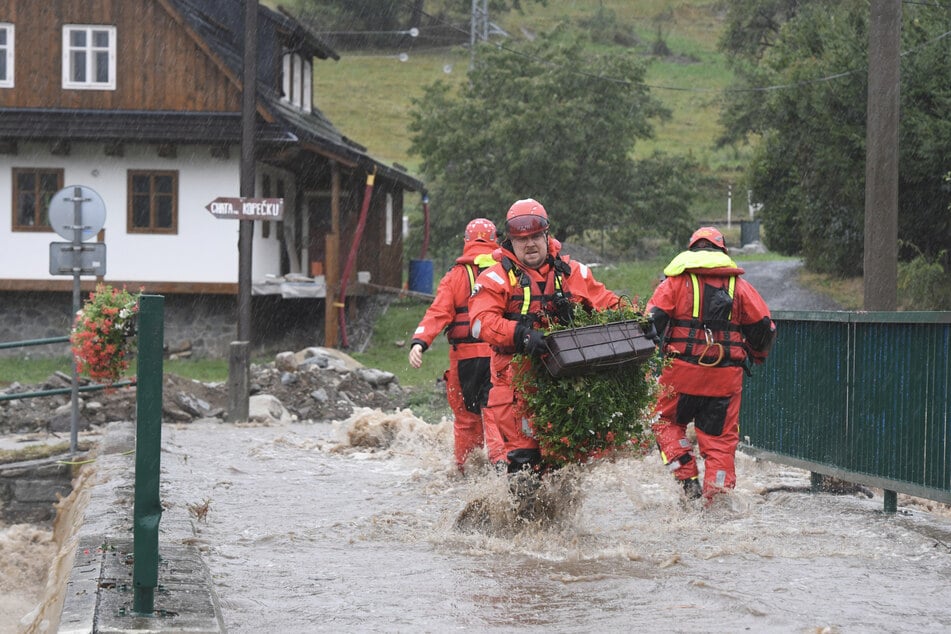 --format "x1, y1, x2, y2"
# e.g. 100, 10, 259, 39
469, 199, 621, 474
409, 218, 505, 470
646, 227, 776, 501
